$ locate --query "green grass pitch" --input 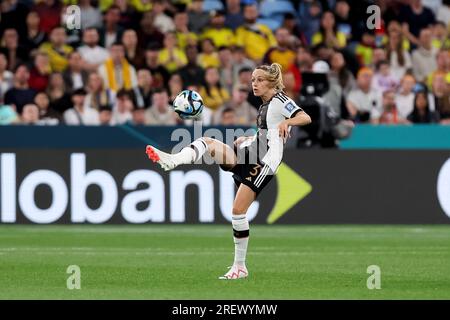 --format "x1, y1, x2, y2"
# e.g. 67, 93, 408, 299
0, 225, 449, 299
